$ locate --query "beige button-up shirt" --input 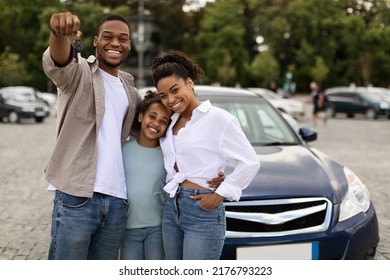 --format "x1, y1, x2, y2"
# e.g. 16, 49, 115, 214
42, 48, 141, 197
